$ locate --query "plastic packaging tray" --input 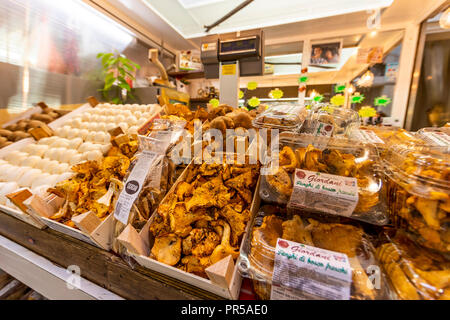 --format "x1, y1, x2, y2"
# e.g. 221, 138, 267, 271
376, 230, 450, 300
301, 104, 360, 137
382, 144, 450, 254
252, 103, 307, 132
238, 205, 395, 300
259, 132, 388, 225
